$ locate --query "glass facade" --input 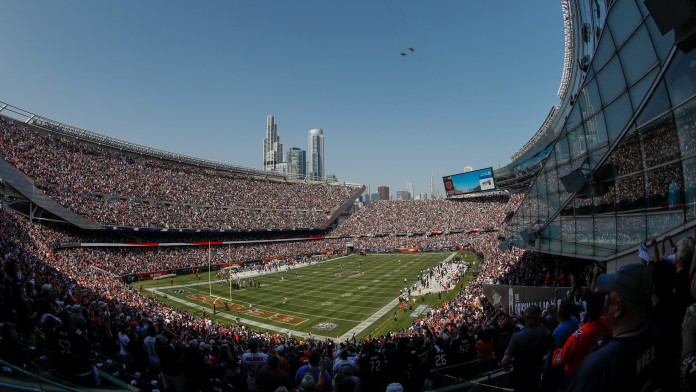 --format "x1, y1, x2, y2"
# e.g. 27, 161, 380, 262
506, 0, 696, 261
